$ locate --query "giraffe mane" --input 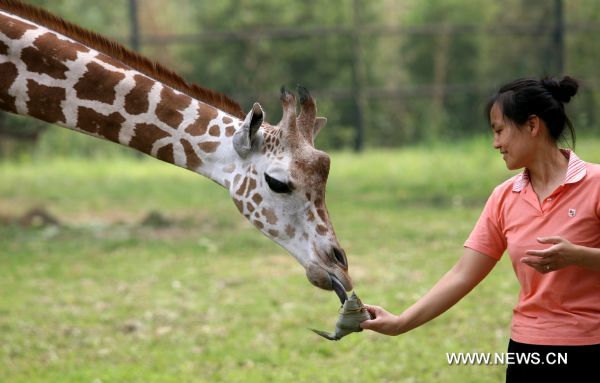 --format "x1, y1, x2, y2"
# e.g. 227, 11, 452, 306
0, 0, 246, 119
